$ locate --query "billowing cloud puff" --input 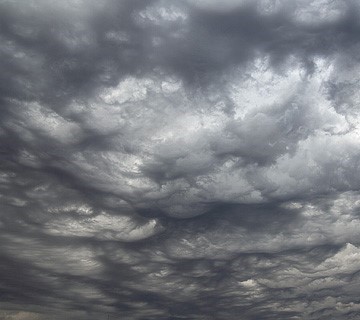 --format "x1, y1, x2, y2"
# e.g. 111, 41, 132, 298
1, 0, 360, 319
